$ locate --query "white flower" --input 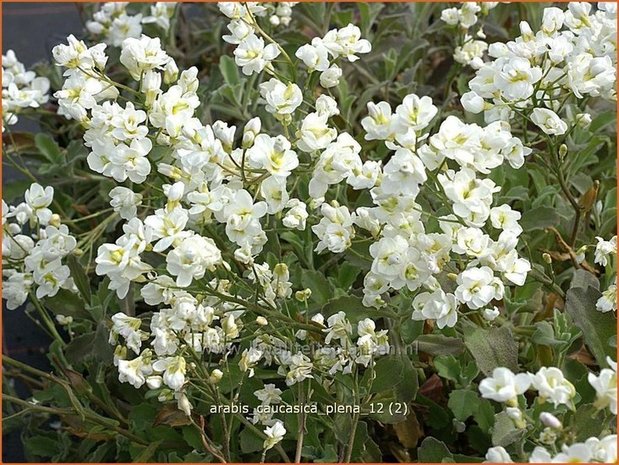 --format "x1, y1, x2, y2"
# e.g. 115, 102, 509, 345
34, 263, 71, 299
120, 35, 171, 81
144, 207, 190, 252
596, 284, 617, 313
239, 347, 263, 377
111, 313, 147, 354
109, 187, 142, 220
260, 176, 289, 214
118, 352, 153, 388
312, 203, 355, 254
152, 355, 187, 390
280, 352, 313, 385
24, 183, 54, 225
594, 236, 616, 266
296, 112, 337, 152
361, 101, 394, 141
295, 43, 329, 72
412, 289, 458, 329
490, 205, 523, 236
254, 384, 282, 405
319, 65, 342, 88
455, 266, 504, 309
259, 79, 303, 116
530, 108, 568, 136
479, 367, 531, 404
392, 94, 438, 133
246, 134, 299, 177
282, 199, 308, 230
234, 34, 280, 75
461, 91, 485, 114
263, 420, 286, 450
494, 57, 542, 101
530, 367, 575, 407
567, 54, 616, 99
381, 148, 427, 197
109, 138, 153, 184
3, 272, 33, 310
223, 19, 253, 45
482, 306, 500, 321
484, 446, 513, 463
588, 357, 617, 415
166, 234, 222, 287
320, 24, 371, 62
